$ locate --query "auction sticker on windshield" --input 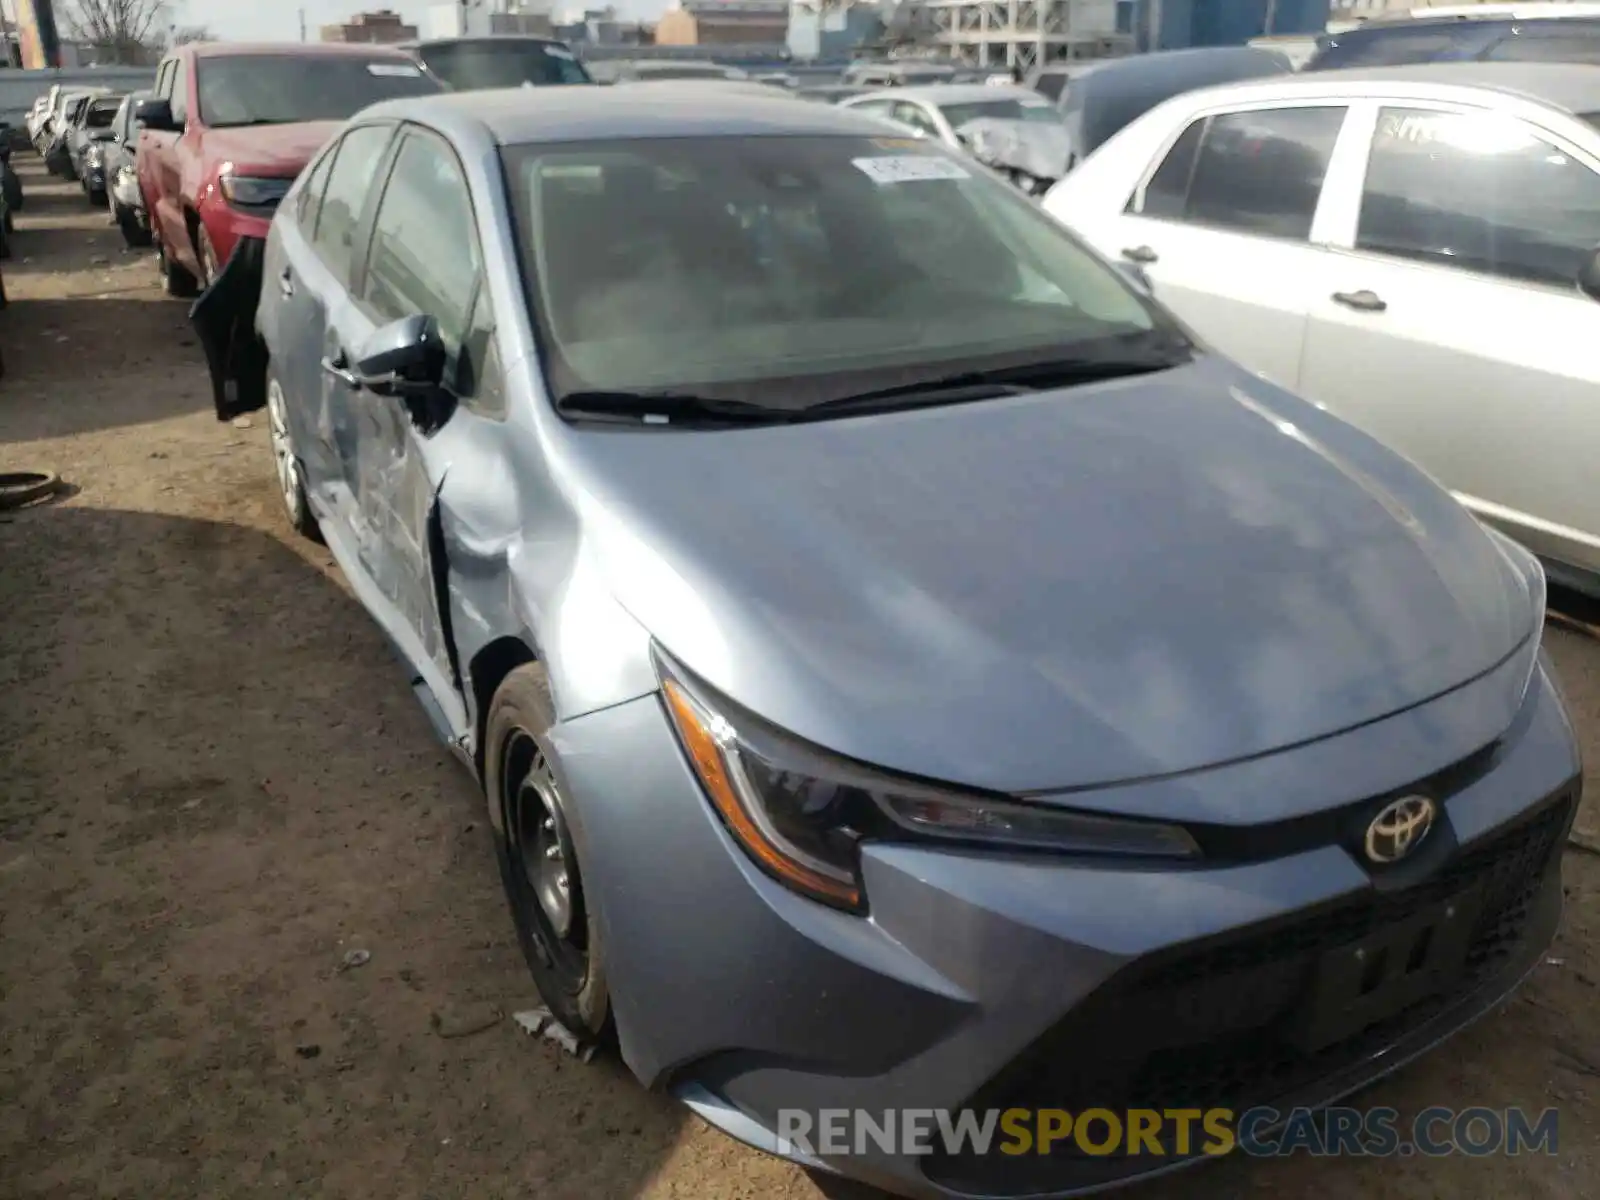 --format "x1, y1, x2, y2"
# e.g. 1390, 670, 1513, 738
852, 156, 971, 185
368, 63, 423, 77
